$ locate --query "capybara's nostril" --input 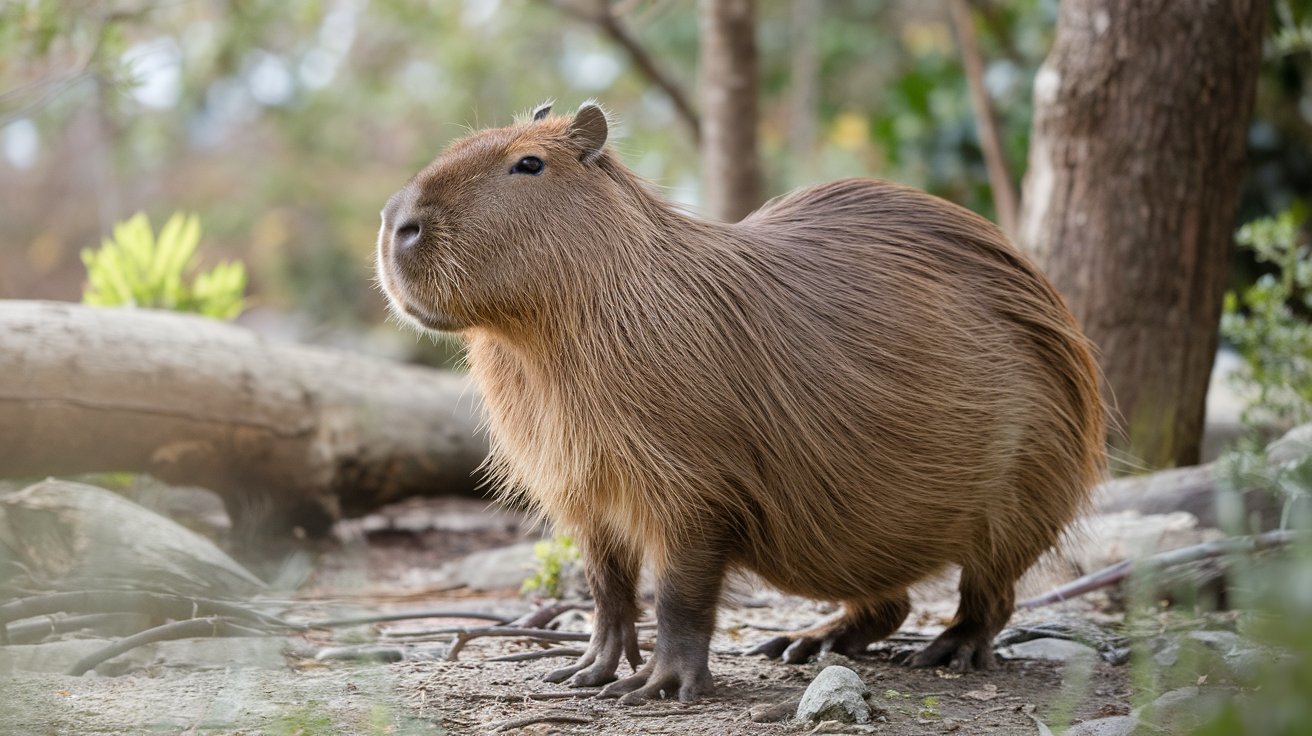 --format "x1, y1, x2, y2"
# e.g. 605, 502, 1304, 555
395, 221, 422, 251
